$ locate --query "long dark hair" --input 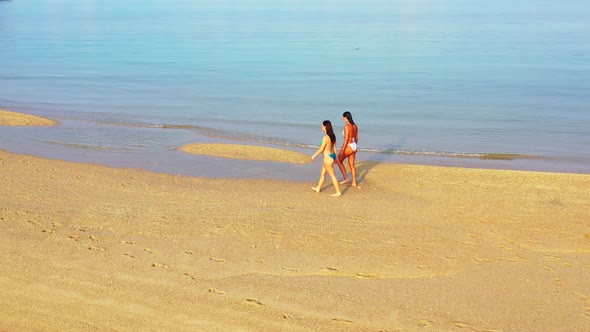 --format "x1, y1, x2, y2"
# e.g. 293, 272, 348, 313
323, 120, 336, 145
343, 111, 355, 125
